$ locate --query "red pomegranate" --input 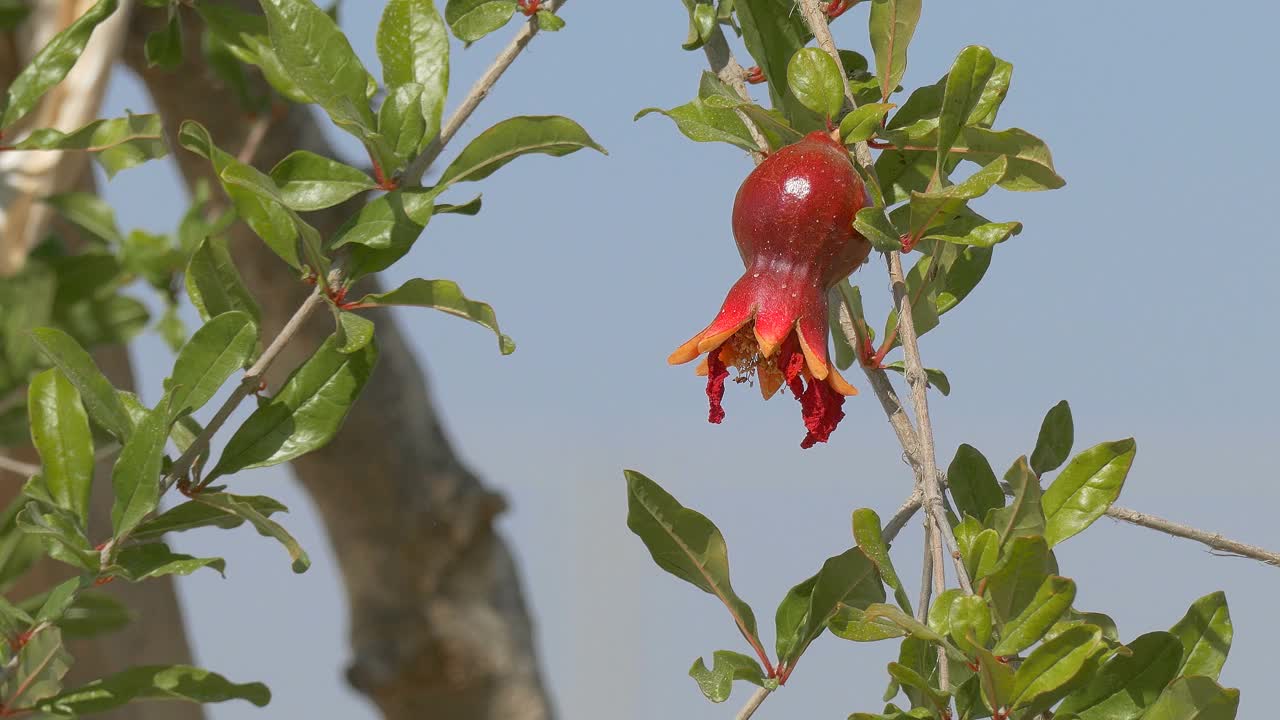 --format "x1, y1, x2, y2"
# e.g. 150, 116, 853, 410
669, 130, 872, 448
